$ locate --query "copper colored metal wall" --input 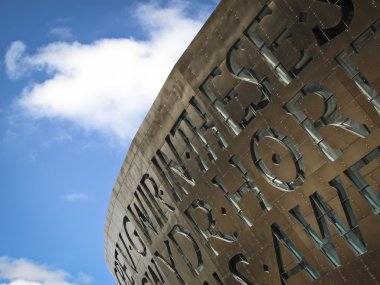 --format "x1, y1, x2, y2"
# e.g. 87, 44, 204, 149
104, 1, 380, 284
